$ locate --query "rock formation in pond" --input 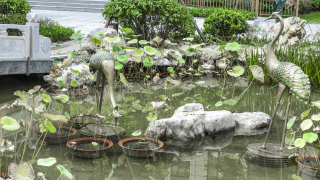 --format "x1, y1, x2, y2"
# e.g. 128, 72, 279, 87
144, 103, 271, 141
272, 17, 307, 47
